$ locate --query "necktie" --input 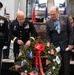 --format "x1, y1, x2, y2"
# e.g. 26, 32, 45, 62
54, 20, 60, 34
